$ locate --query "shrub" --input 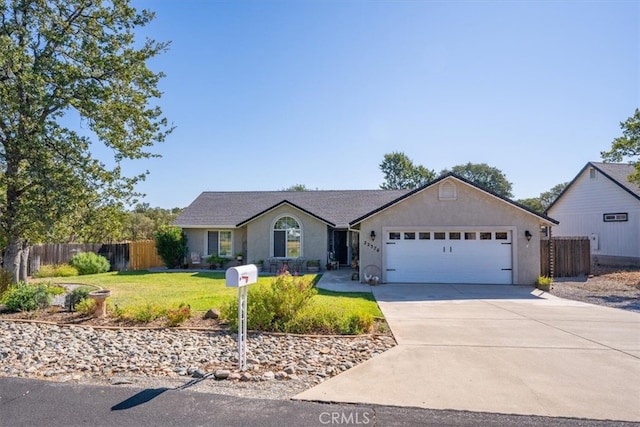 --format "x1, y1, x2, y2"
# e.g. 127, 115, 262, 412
536, 276, 553, 286
287, 305, 374, 335
286, 304, 340, 334
1, 282, 53, 312
166, 303, 192, 326
68, 287, 91, 311
346, 312, 374, 335
155, 225, 188, 269
33, 264, 79, 278
75, 298, 96, 316
70, 252, 110, 275
222, 272, 317, 332
114, 303, 166, 323
47, 284, 67, 296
